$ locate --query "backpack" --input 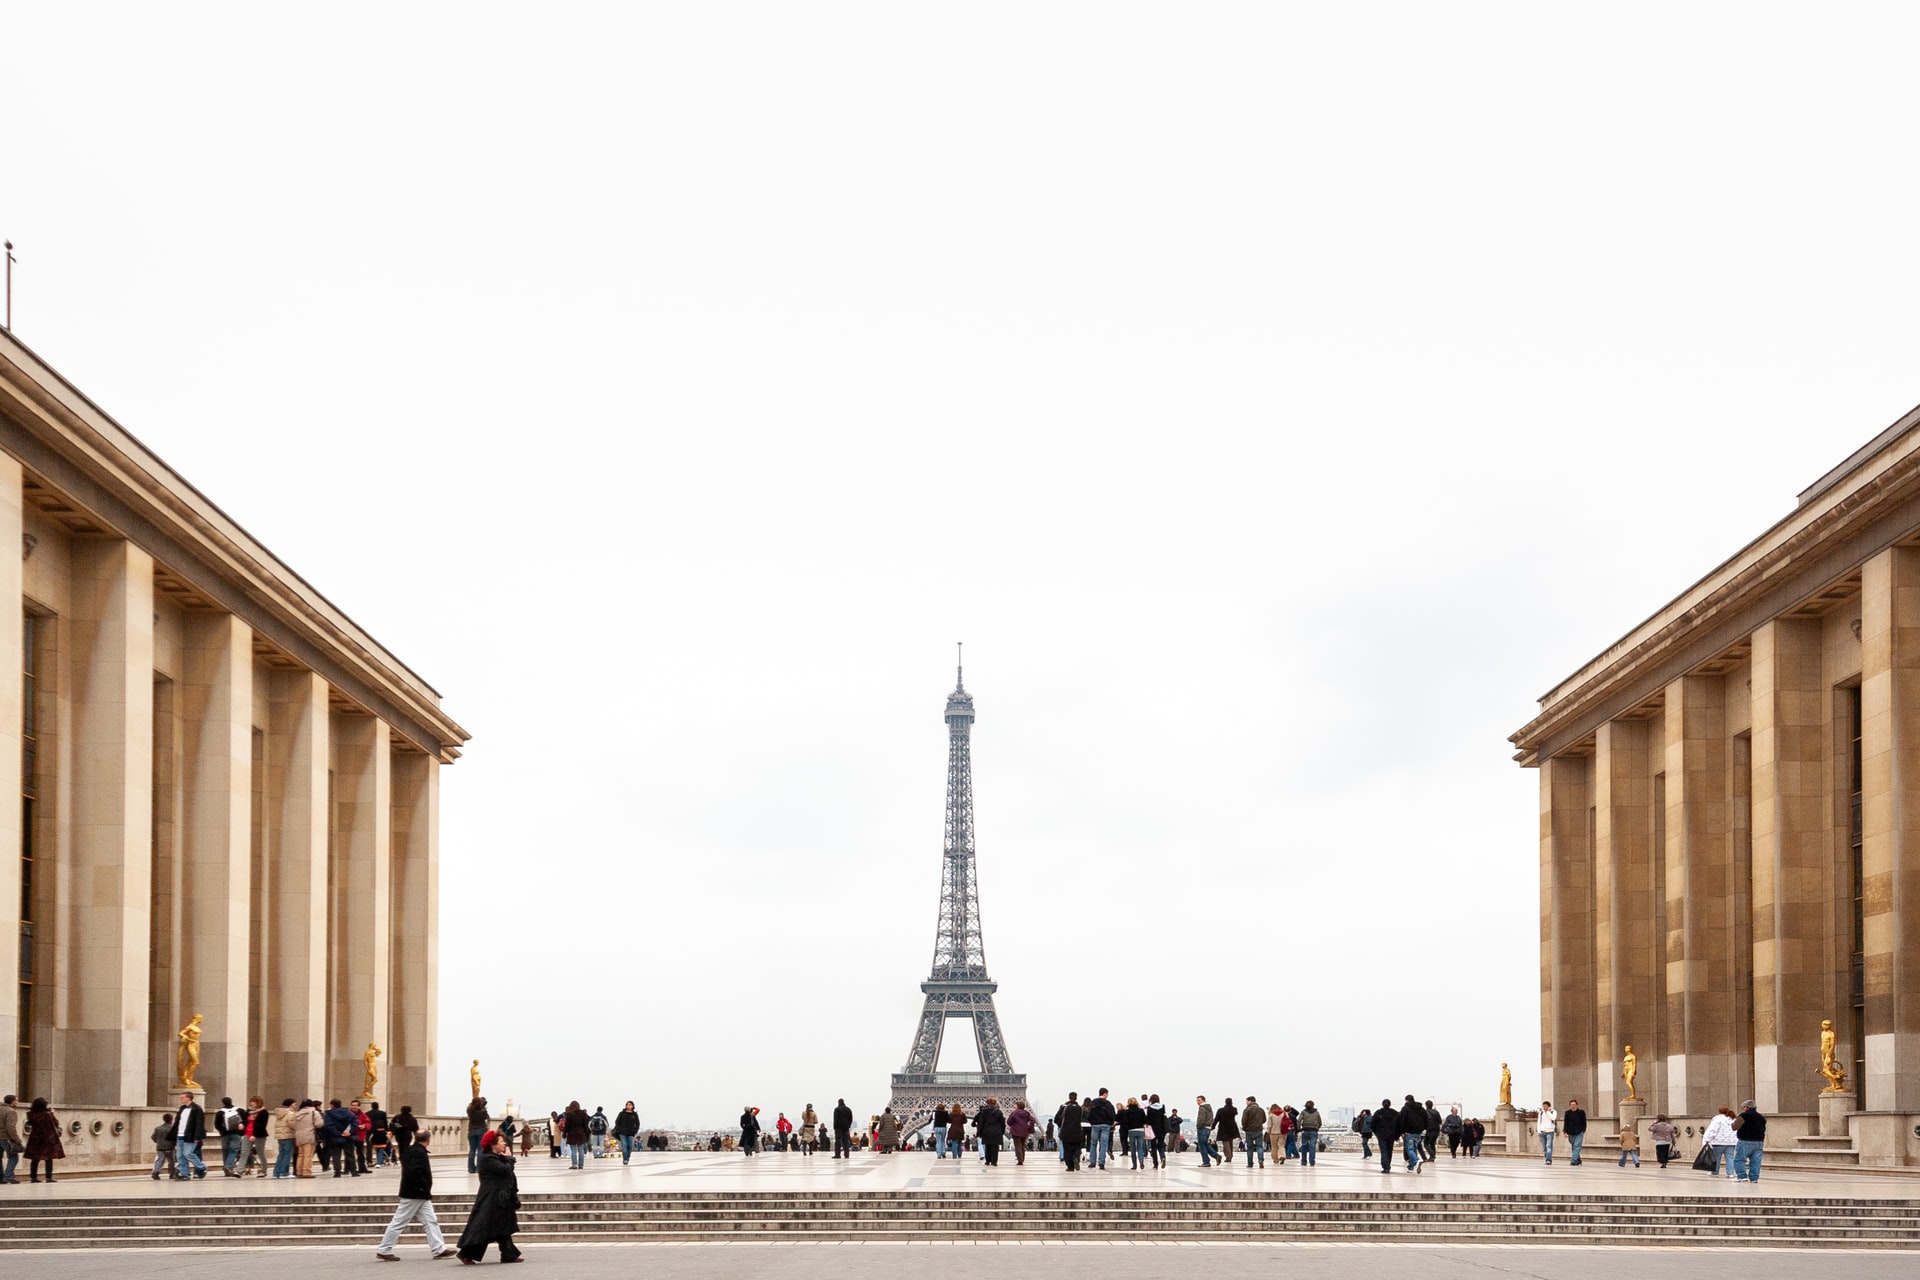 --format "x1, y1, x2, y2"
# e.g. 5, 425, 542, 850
589, 1114, 608, 1134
